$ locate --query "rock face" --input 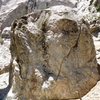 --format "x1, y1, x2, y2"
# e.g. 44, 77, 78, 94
75, 0, 100, 40
0, 39, 11, 74
10, 5, 100, 100
0, 0, 78, 33
93, 32, 100, 64
0, 0, 27, 32
1, 0, 99, 33
27, 0, 77, 13
1, 27, 11, 39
